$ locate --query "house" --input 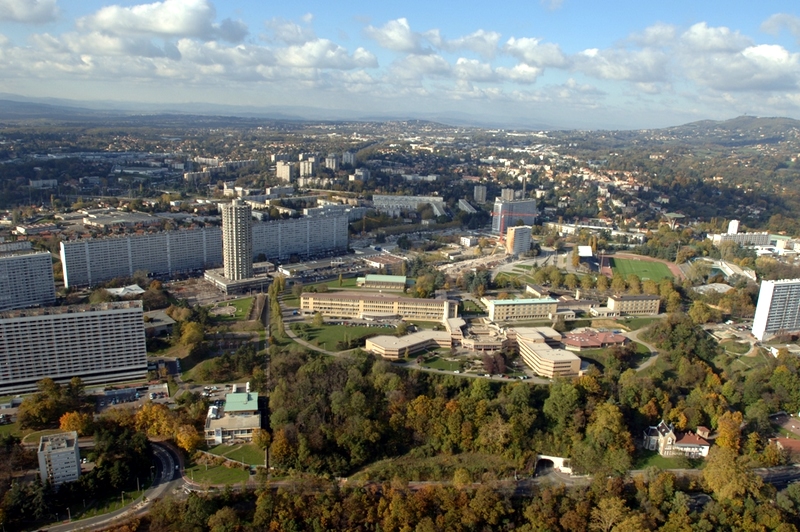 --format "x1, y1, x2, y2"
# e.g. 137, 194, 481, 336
643, 420, 711, 458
